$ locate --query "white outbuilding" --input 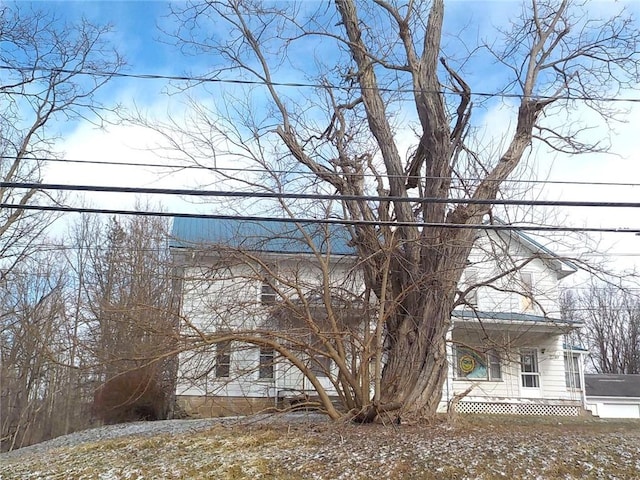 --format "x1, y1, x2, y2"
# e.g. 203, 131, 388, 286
585, 374, 640, 419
